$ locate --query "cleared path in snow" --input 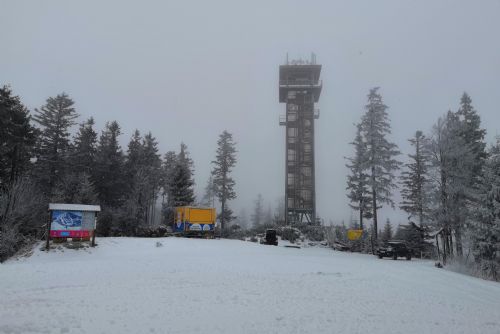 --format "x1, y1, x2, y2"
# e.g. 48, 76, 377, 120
1, 238, 500, 334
